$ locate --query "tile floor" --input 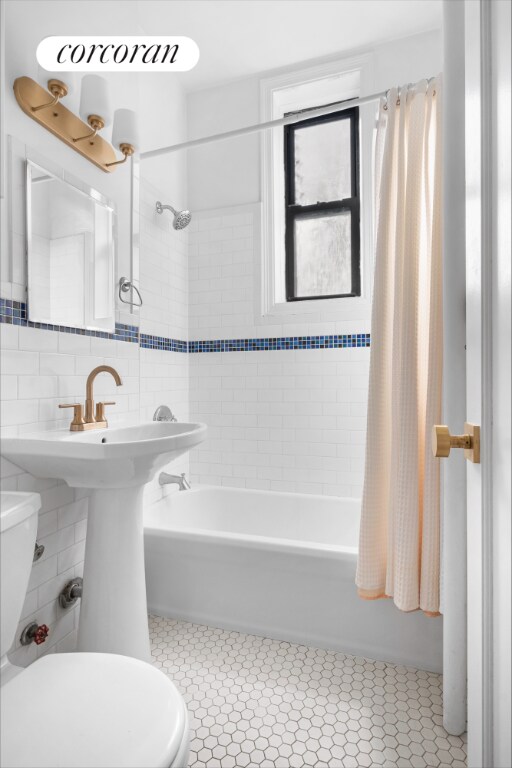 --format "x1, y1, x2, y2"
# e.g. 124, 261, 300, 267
149, 616, 467, 768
